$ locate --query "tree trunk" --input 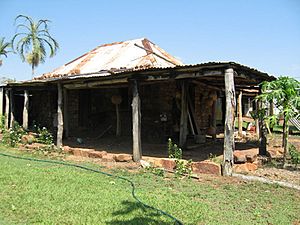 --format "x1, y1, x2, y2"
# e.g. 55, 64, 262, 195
238, 91, 243, 137
56, 83, 64, 147
4, 89, 9, 129
9, 89, 14, 128
63, 88, 69, 138
22, 90, 29, 129
179, 80, 188, 148
283, 115, 289, 165
132, 80, 142, 162
223, 68, 236, 176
